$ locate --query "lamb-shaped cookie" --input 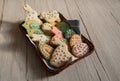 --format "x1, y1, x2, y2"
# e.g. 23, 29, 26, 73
32, 34, 50, 44
24, 4, 42, 25
39, 10, 61, 26
50, 38, 75, 67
